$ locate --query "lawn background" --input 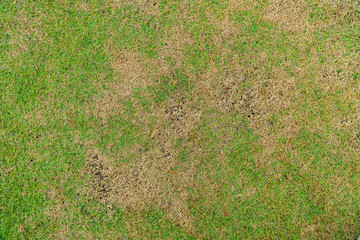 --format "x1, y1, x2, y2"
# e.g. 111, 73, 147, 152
1, 0, 360, 239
